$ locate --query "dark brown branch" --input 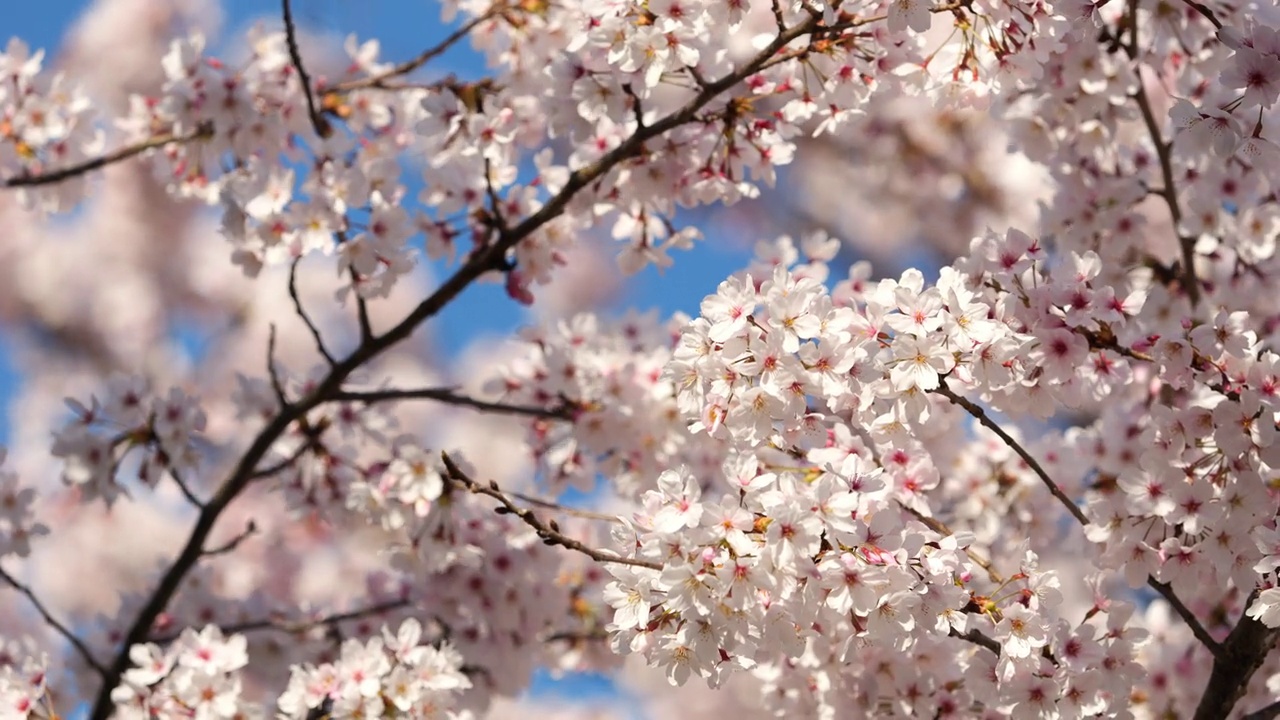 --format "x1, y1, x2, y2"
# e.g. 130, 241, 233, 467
265, 325, 288, 407
326, 8, 503, 94
2, 127, 208, 189
933, 381, 1087, 525
333, 387, 572, 419
1182, 0, 1224, 28
88, 18, 824, 718
1131, 66, 1200, 306
289, 258, 336, 366
441, 452, 660, 570
542, 627, 609, 643
1149, 577, 1224, 658
349, 267, 374, 343
950, 625, 1002, 656
281, 0, 331, 138
1194, 590, 1280, 719
200, 520, 257, 557
247, 441, 311, 481
167, 466, 205, 509
1245, 698, 1280, 720
0, 565, 107, 675
933, 380, 1224, 658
